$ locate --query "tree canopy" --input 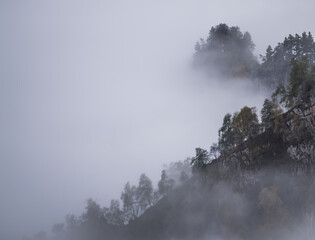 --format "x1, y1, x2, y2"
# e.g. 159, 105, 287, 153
190, 148, 209, 174
273, 57, 315, 108
232, 106, 259, 144
194, 23, 258, 78
218, 113, 235, 150
259, 32, 315, 88
194, 24, 315, 91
